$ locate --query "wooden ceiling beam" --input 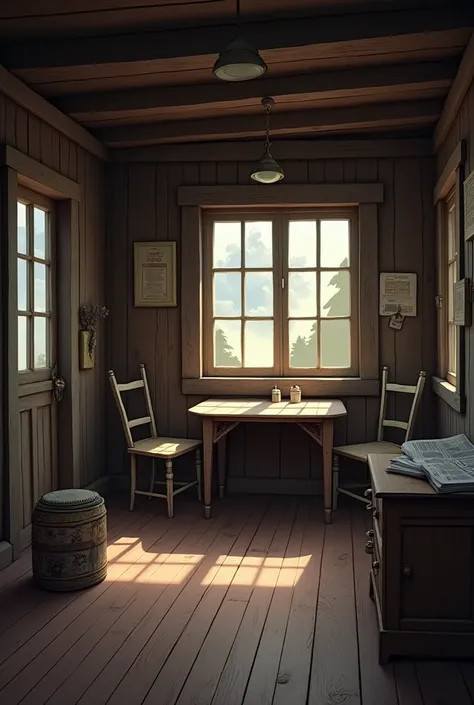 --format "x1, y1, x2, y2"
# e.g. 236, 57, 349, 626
3, 7, 472, 73
56, 59, 457, 120
95, 99, 443, 147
